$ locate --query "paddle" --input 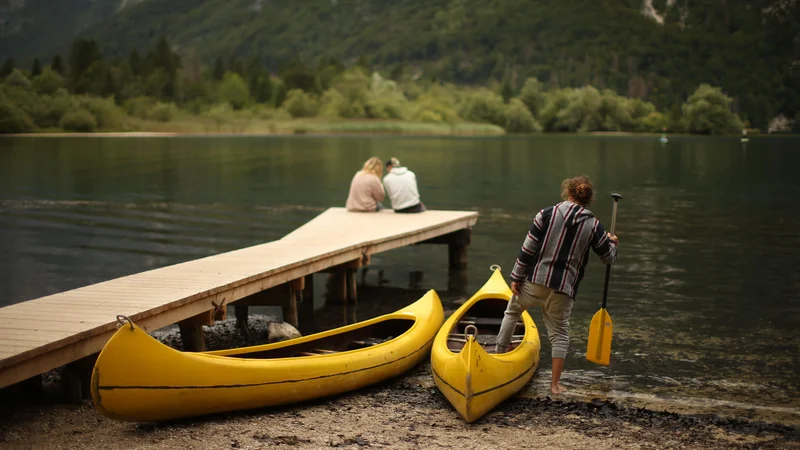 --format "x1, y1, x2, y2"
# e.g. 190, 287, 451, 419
586, 192, 622, 366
